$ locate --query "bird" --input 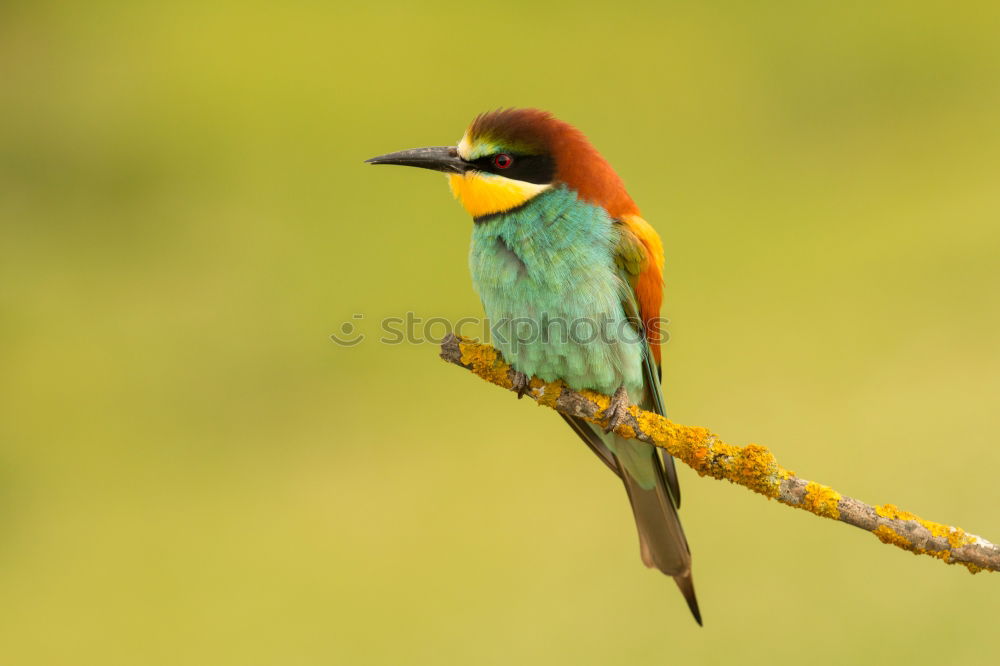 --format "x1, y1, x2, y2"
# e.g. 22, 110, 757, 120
366, 108, 700, 625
